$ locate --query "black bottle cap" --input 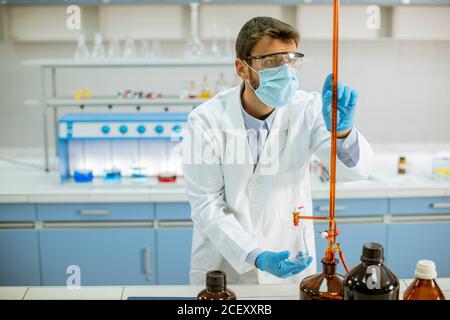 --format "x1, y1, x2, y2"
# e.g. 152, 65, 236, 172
361, 242, 384, 263
206, 270, 227, 292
